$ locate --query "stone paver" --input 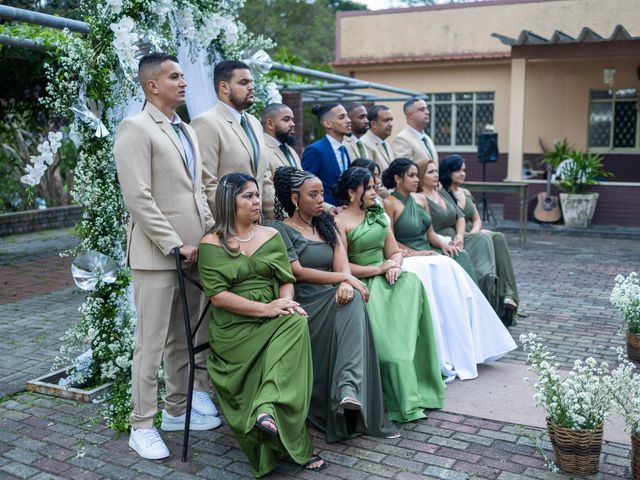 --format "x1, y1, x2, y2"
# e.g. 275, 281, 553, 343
0, 228, 638, 479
